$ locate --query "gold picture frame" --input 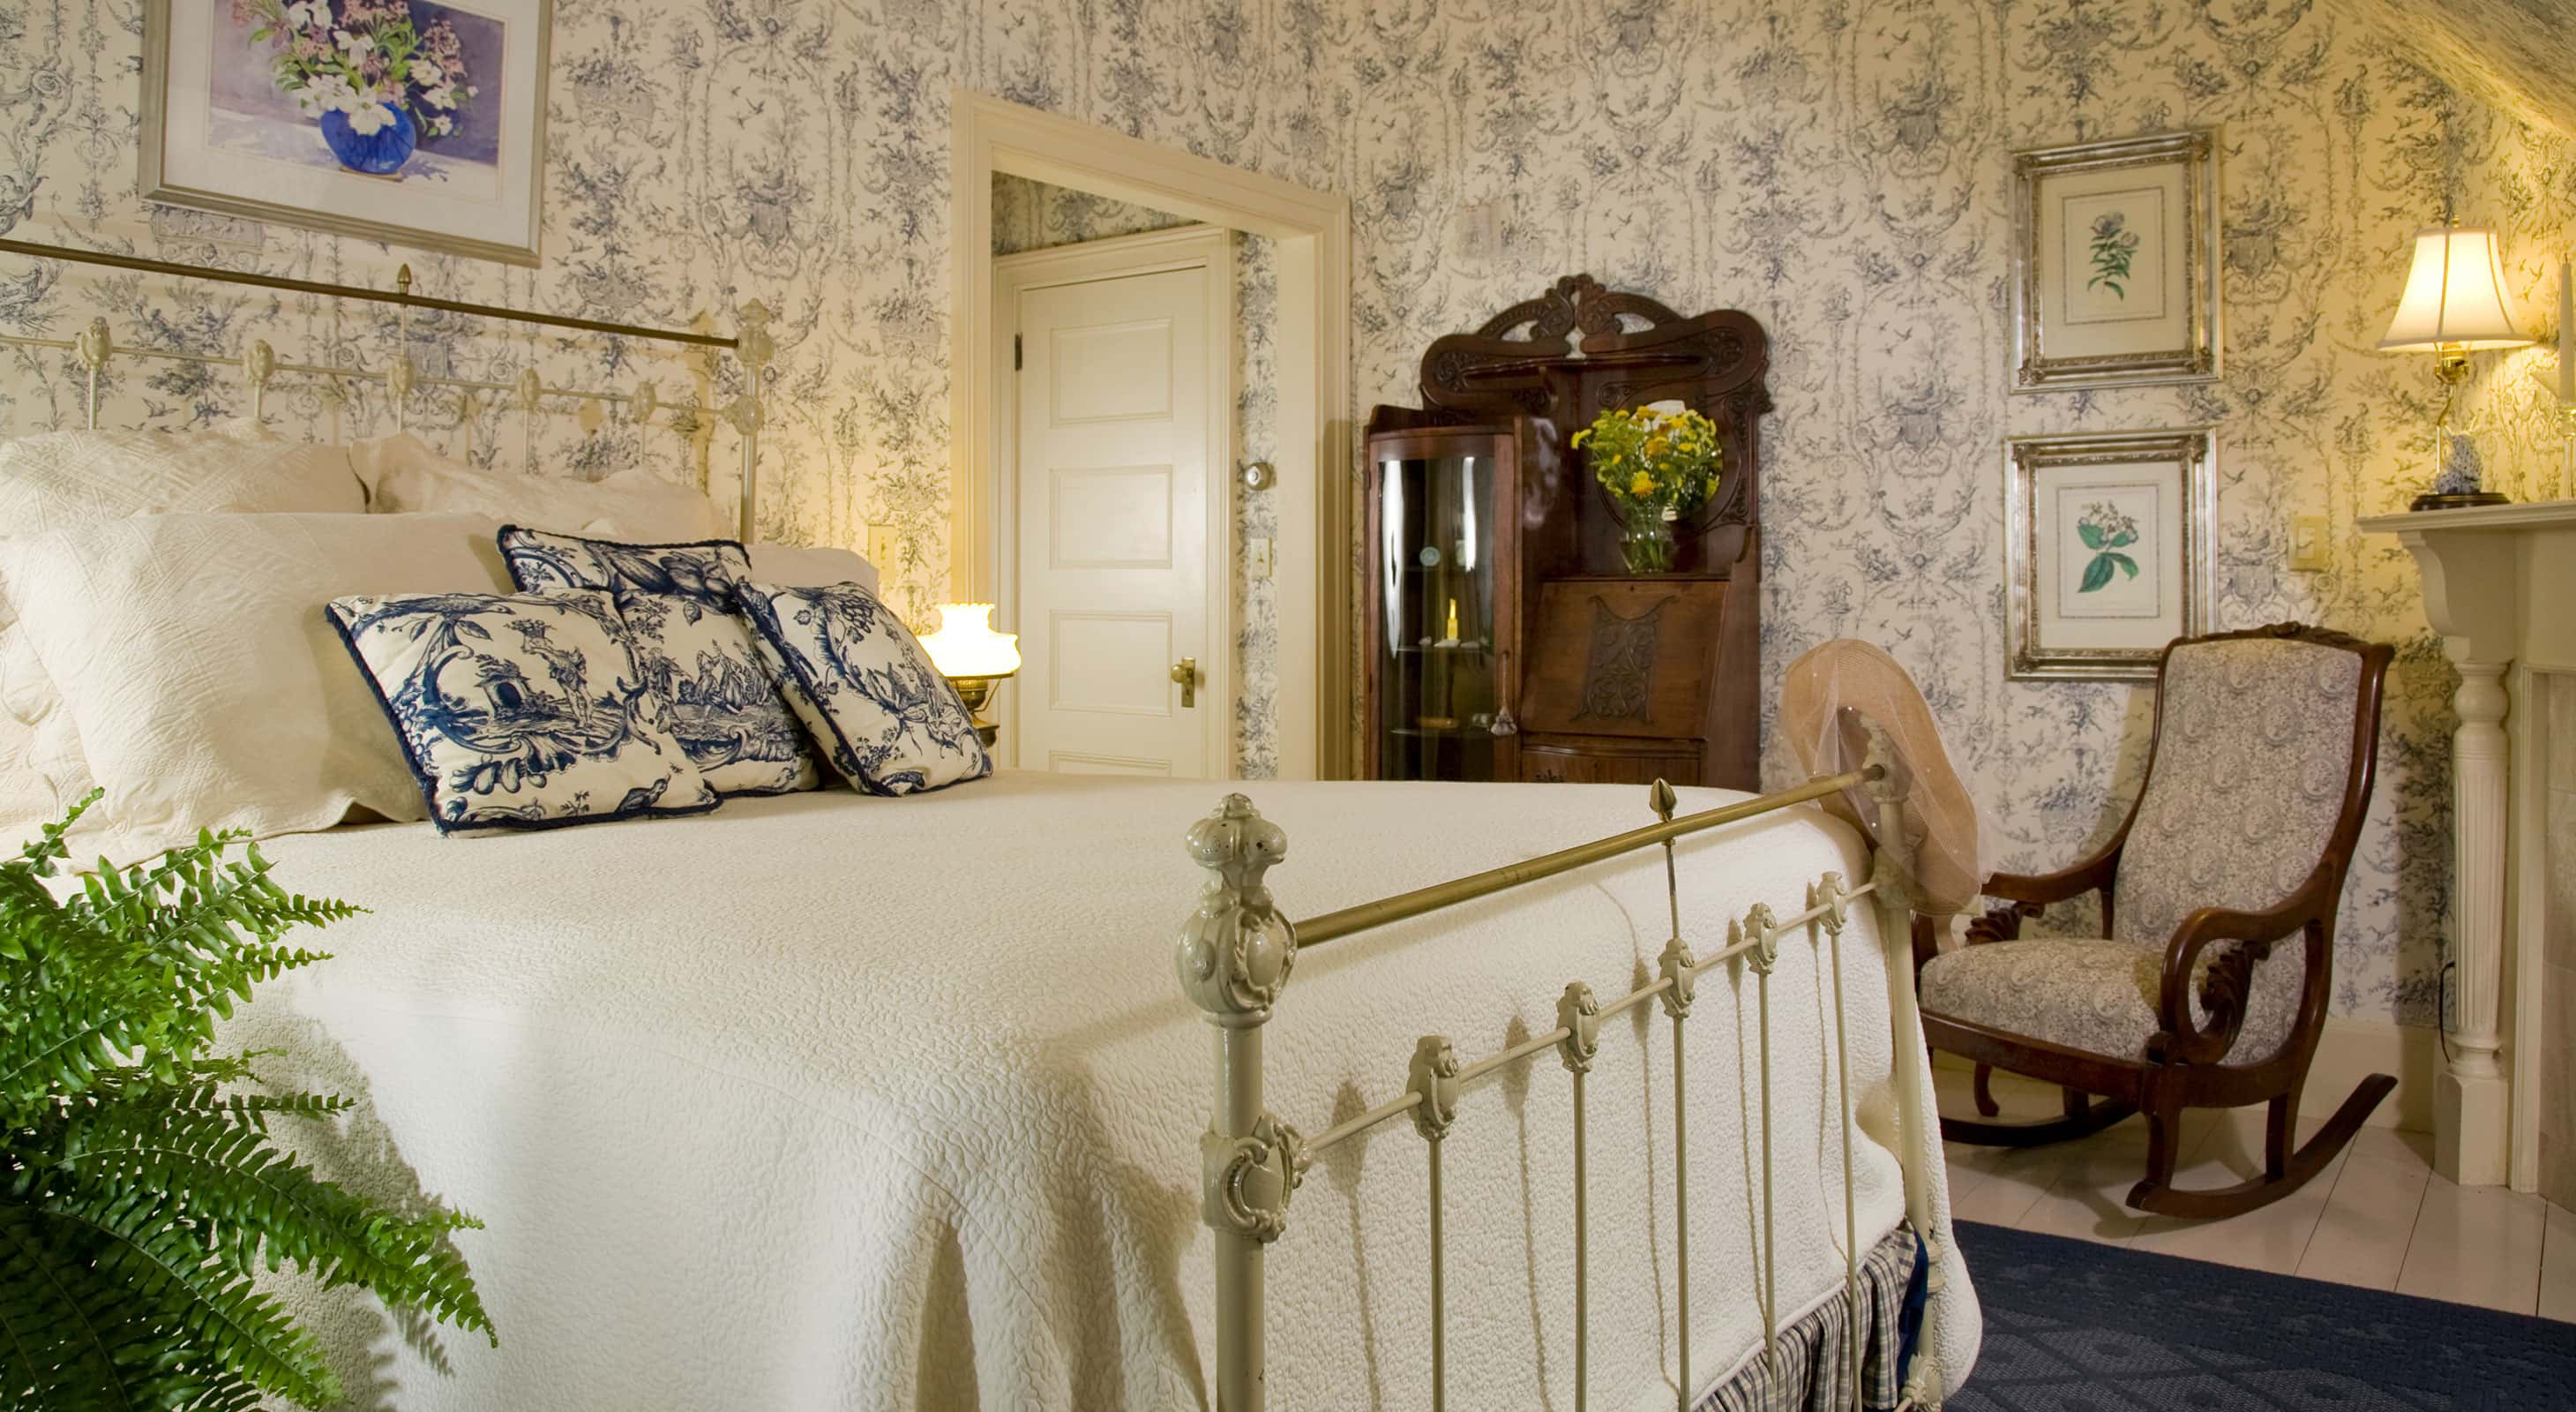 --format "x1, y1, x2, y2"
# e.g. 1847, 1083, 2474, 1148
2011, 130, 2220, 392
139, 0, 552, 267
2005, 428, 2216, 680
